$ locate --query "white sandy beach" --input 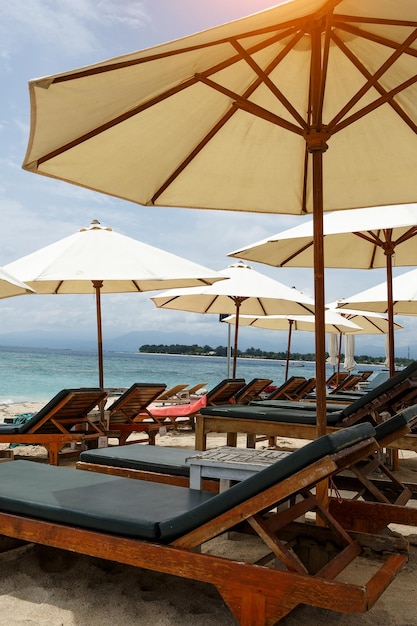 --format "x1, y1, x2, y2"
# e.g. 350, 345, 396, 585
0, 400, 417, 626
